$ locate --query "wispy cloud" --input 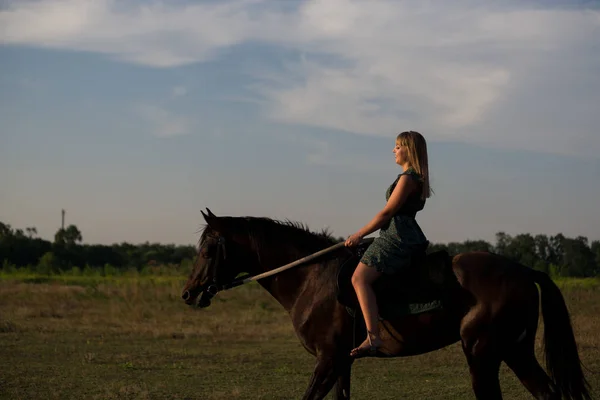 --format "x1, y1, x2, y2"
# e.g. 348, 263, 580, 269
134, 104, 191, 138
0, 0, 291, 66
2, 0, 599, 156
